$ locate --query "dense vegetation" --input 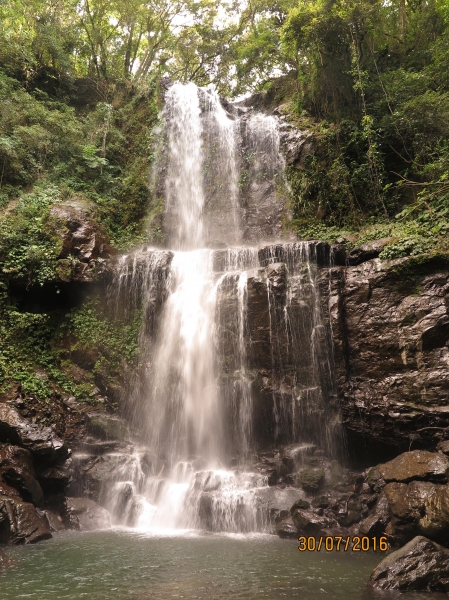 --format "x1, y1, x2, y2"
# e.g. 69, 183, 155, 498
0, 0, 448, 405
